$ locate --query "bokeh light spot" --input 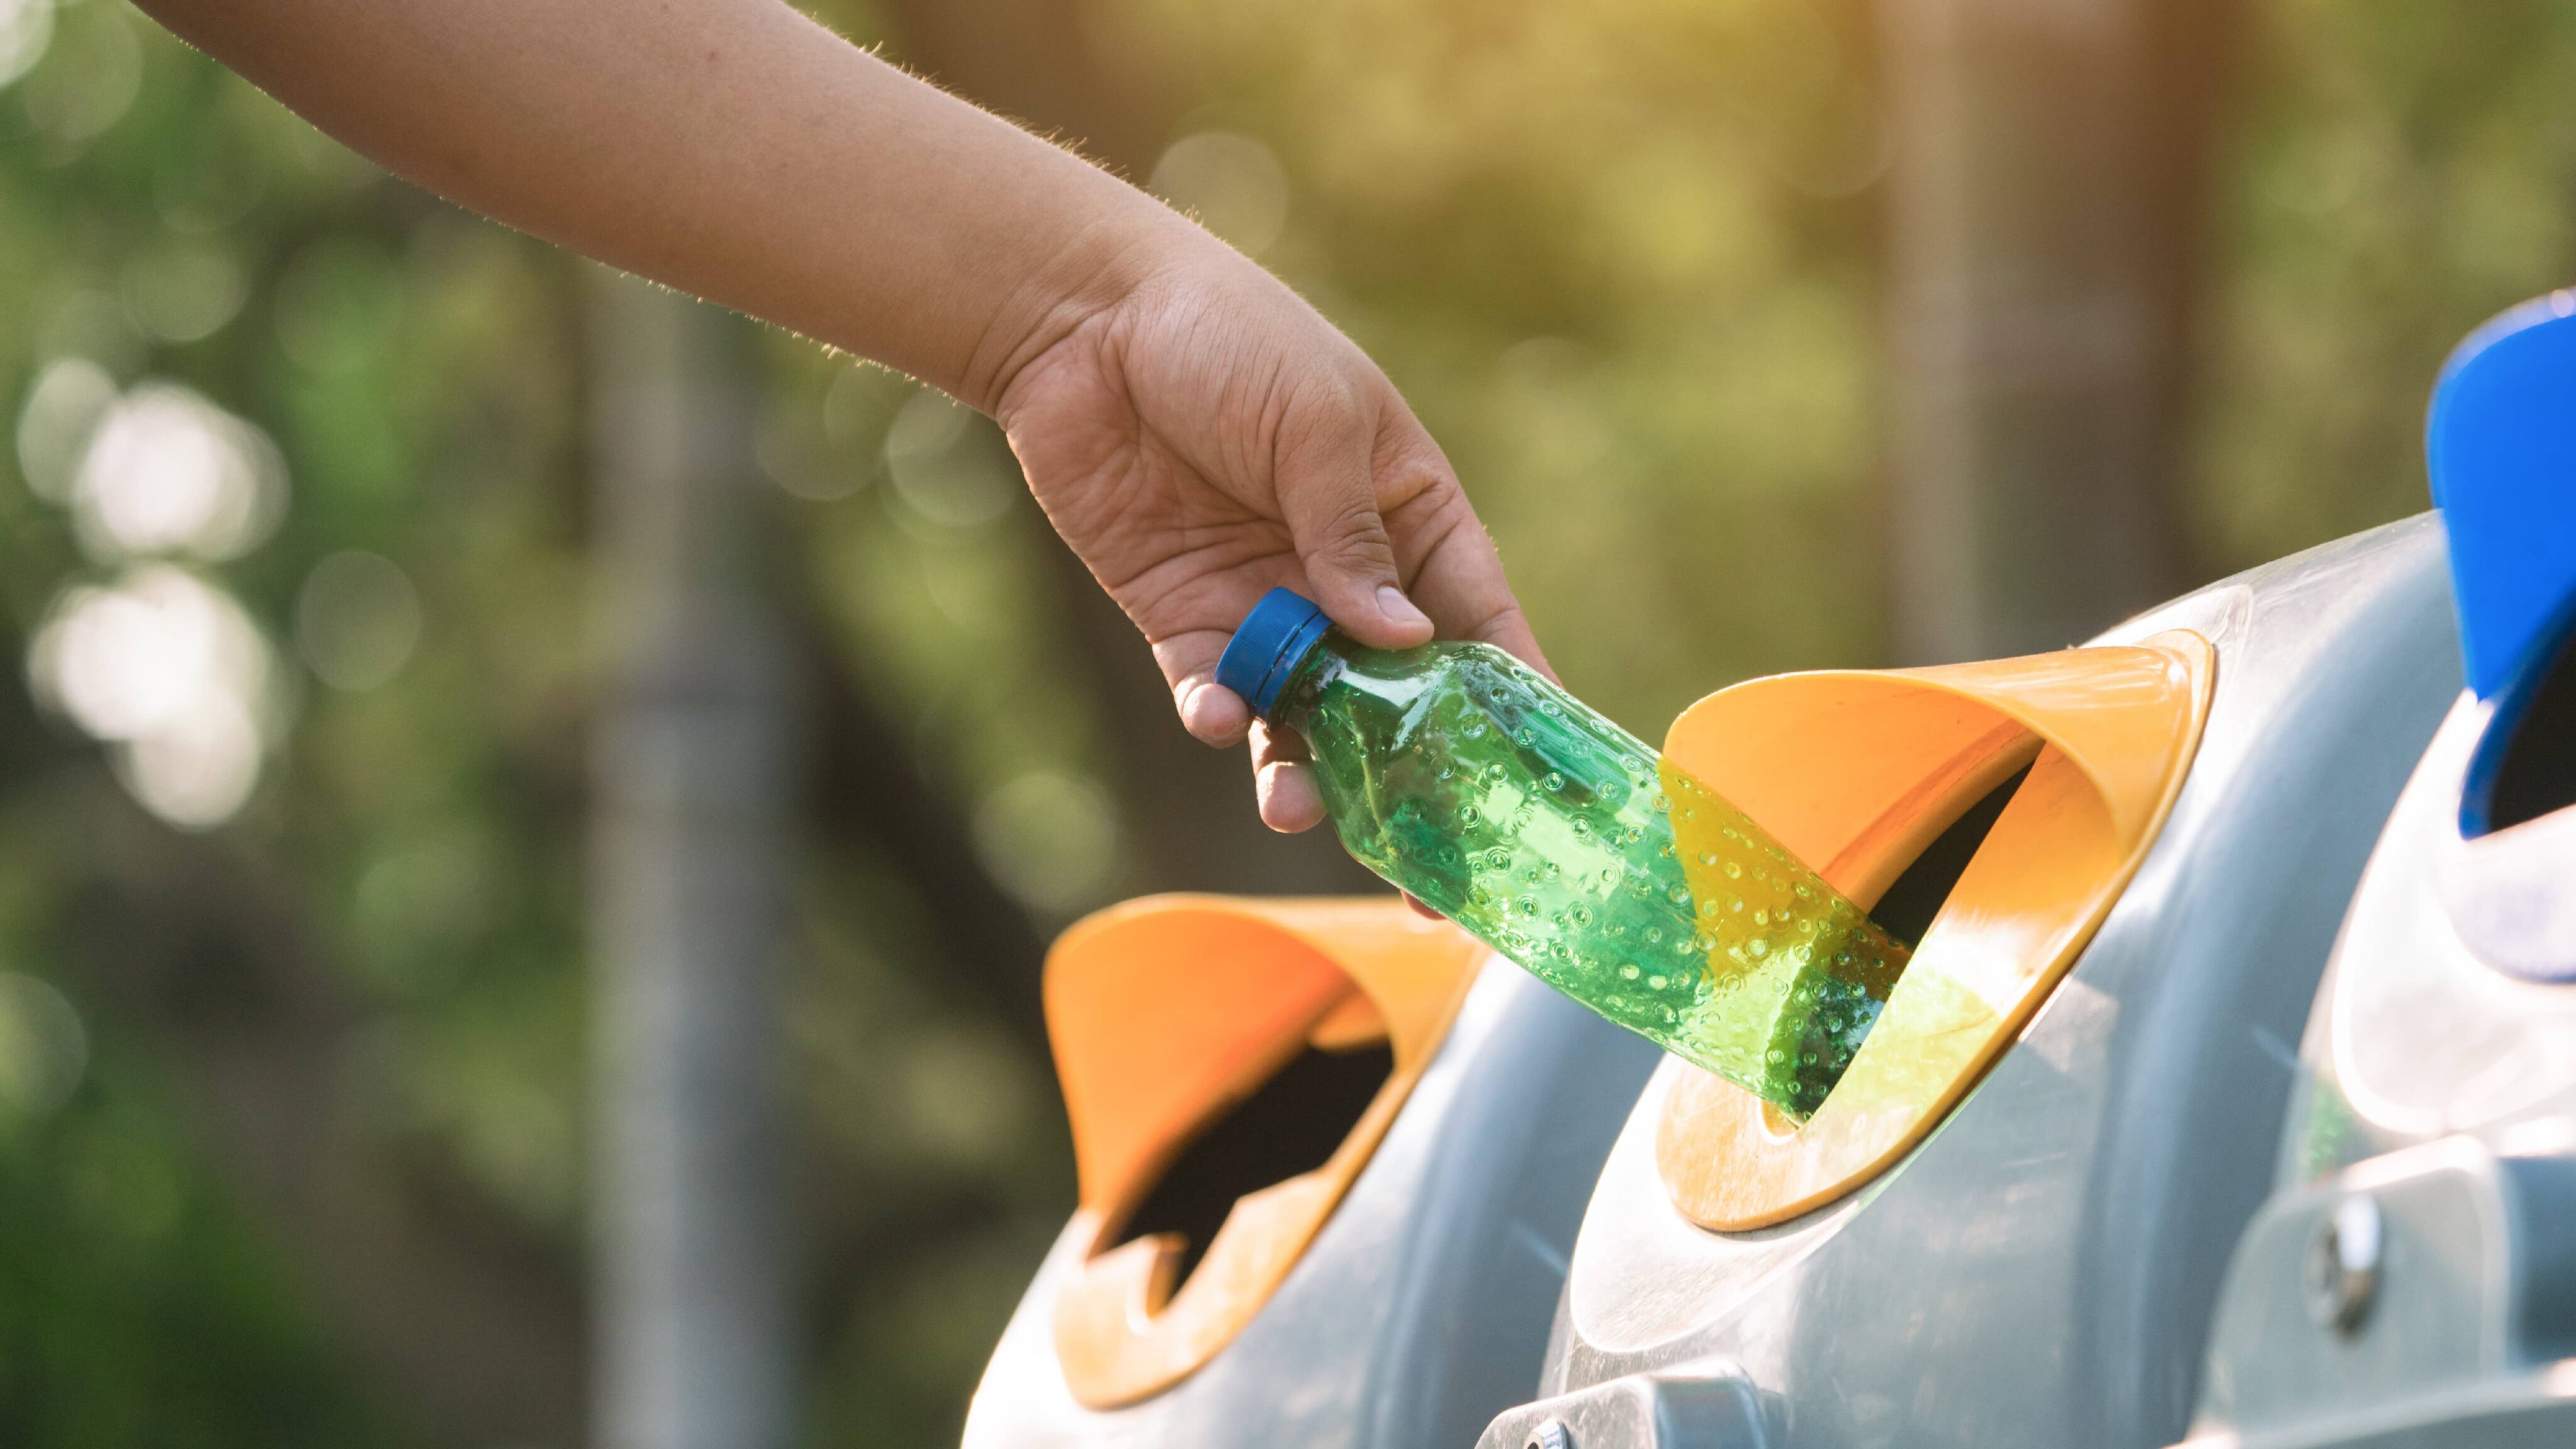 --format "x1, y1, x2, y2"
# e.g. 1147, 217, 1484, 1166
22, 0, 140, 143
884, 389, 1019, 528
756, 396, 861, 501
972, 770, 1121, 914
122, 244, 248, 343
1150, 131, 1291, 257
14, 355, 116, 504
118, 691, 264, 829
70, 382, 287, 562
297, 550, 423, 692
0, 972, 86, 1116
0, 0, 53, 91
30, 566, 279, 829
